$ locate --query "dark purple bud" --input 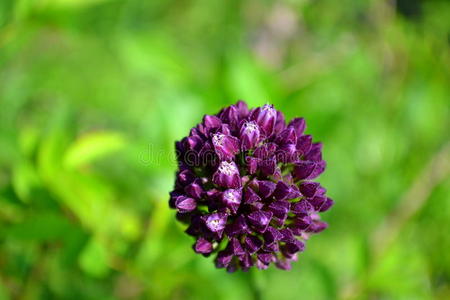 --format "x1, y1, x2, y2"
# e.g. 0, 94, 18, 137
251, 104, 277, 135
288, 118, 306, 137
244, 235, 263, 254
247, 210, 273, 233
293, 161, 316, 180
307, 160, 326, 180
212, 161, 241, 188
296, 135, 312, 155
304, 142, 323, 162
243, 187, 261, 204
258, 180, 277, 199
306, 220, 328, 233
219, 124, 232, 135
195, 141, 213, 165
319, 197, 334, 212
274, 110, 286, 134
263, 242, 279, 252
291, 200, 314, 215
291, 215, 313, 233
278, 143, 298, 163
222, 188, 242, 214
228, 238, 245, 256
235, 100, 249, 118
219, 105, 240, 128
299, 182, 320, 198
249, 201, 265, 211
239, 252, 254, 271
268, 200, 290, 220
194, 238, 213, 254
308, 196, 328, 211
204, 213, 227, 234
206, 188, 221, 198
185, 180, 204, 199
254, 143, 277, 159
263, 226, 283, 246
257, 253, 275, 265
186, 135, 204, 152
175, 196, 197, 213
203, 115, 222, 130
215, 250, 233, 268
279, 228, 295, 242
259, 158, 277, 177
276, 127, 297, 145
185, 215, 203, 236
225, 215, 250, 237
273, 181, 291, 201
316, 185, 327, 196
282, 240, 305, 258
287, 185, 302, 200
212, 133, 240, 161
190, 125, 205, 138
240, 121, 261, 151
176, 169, 195, 187
225, 216, 248, 237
